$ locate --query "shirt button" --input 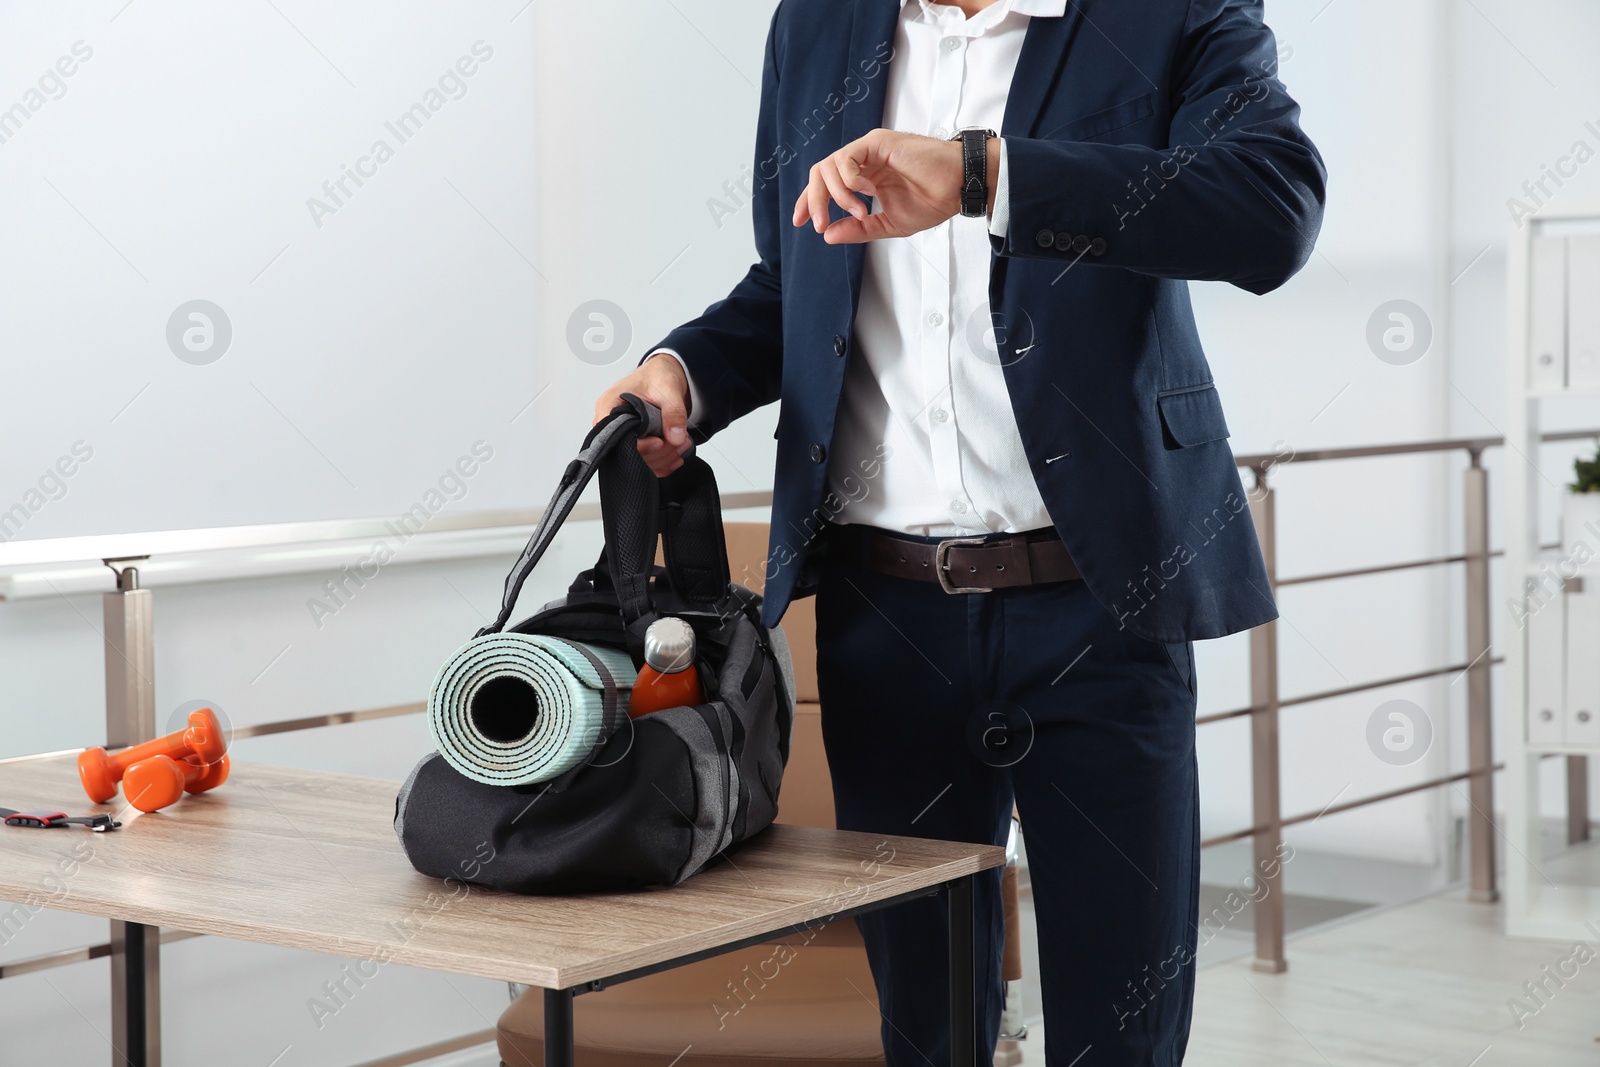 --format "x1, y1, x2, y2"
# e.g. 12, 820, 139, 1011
1035, 229, 1055, 248
833, 334, 847, 356
932, 408, 949, 423
927, 311, 945, 328
810, 443, 827, 464
943, 37, 961, 51
934, 126, 950, 140
950, 499, 968, 515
